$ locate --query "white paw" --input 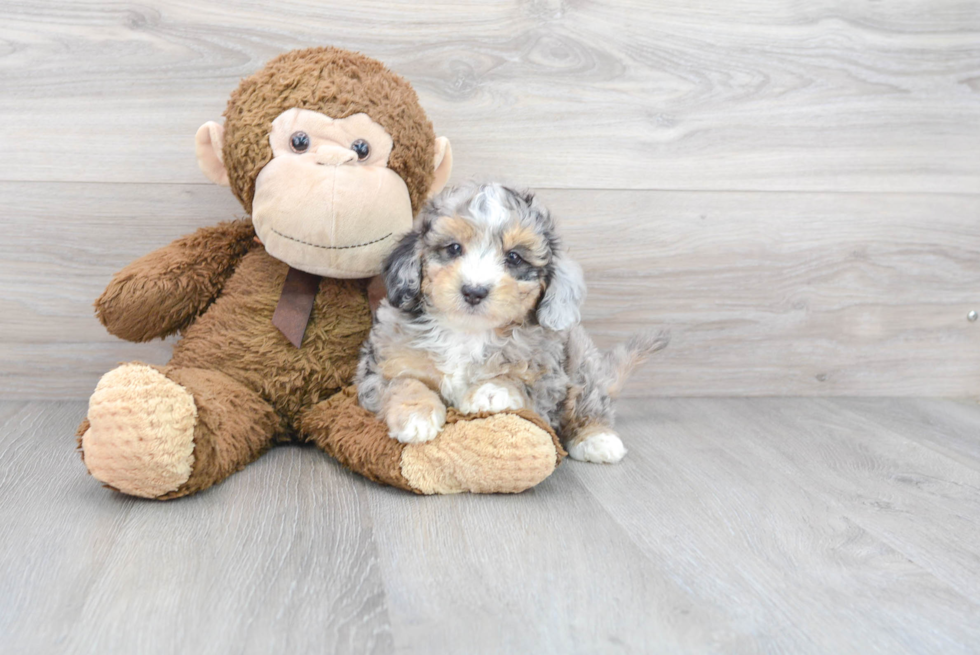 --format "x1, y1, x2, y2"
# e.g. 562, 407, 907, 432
458, 381, 525, 414
388, 408, 446, 444
567, 432, 627, 464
